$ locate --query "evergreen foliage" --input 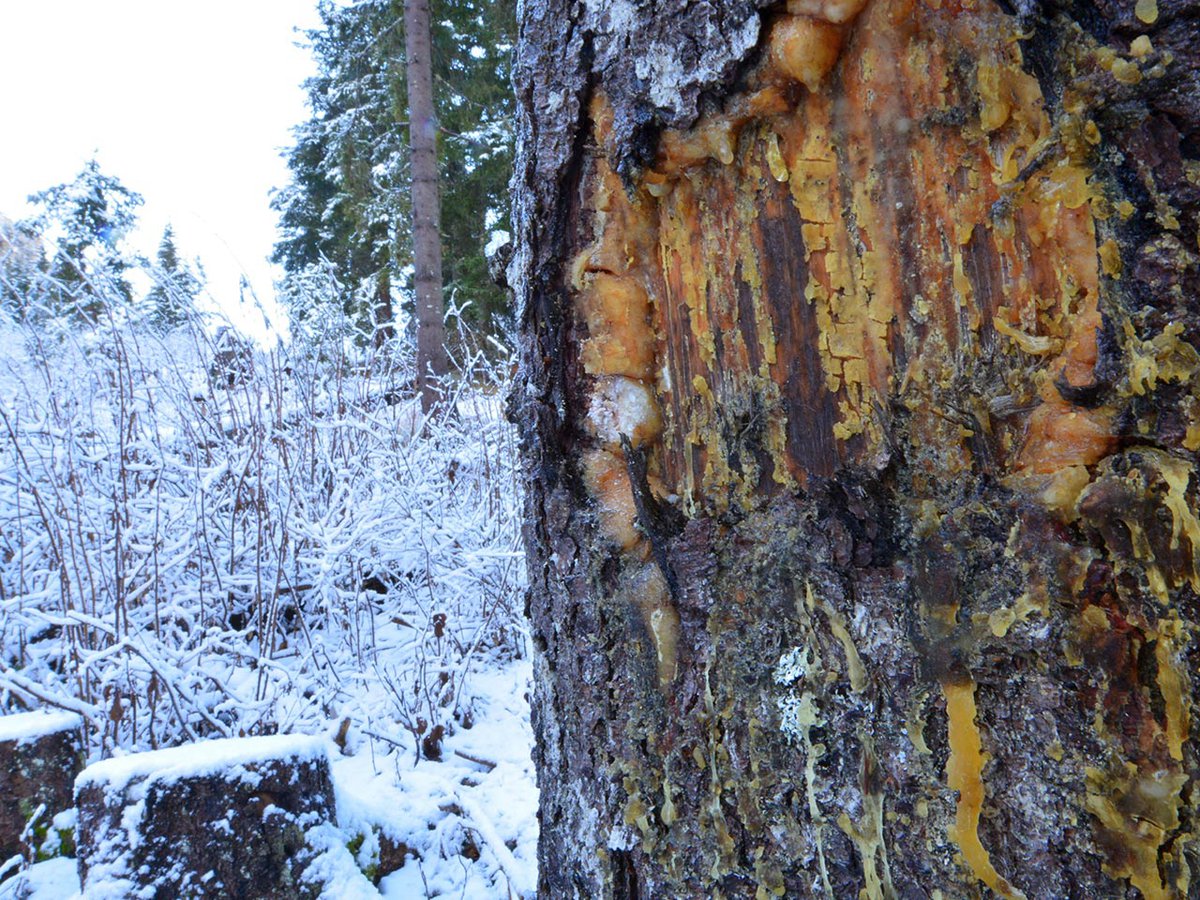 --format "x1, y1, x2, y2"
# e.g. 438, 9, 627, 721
24, 160, 144, 324
272, 0, 514, 345
0, 217, 49, 321
144, 225, 203, 330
